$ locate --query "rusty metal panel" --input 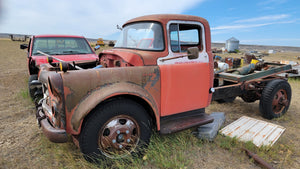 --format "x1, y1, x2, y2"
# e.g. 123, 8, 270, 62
220, 116, 285, 147
60, 66, 161, 134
